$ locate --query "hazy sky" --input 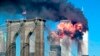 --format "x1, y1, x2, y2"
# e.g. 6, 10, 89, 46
0, 0, 100, 56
